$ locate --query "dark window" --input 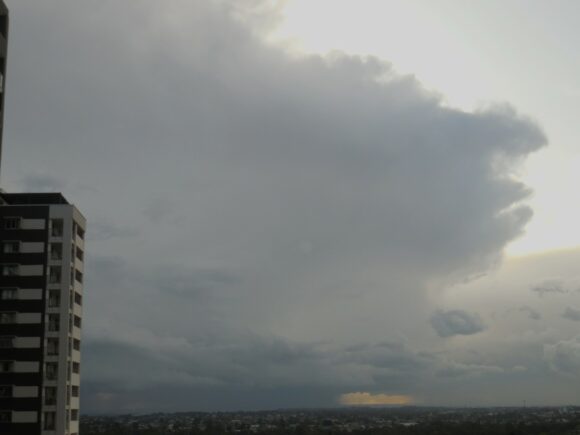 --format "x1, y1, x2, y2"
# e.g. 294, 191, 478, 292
50, 219, 63, 237
47, 338, 59, 356
45, 362, 58, 380
0, 411, 10, 422
0, 15, 7, 39
71, 386, 79, 397
71, 410, 79, 421
74, 292, 82, 306
0, 337, 13, 348
0, 264, 18, 276
48, 290, 60, 307
75, 225, 85, 239
74, 269, 83, 283
48, 266, 61, 284
44, 412, 56, 430
73, 338, 81, 351
76, 247, 84, 262
72, 362, 80, 374
0, 386, 12, 397
0, 361, 13, 373
0, 312, 16, 324
44, 387, 57, 406
50, 243, 62, 260
73, 315, 81, 328
0, 288, 16, 300
48, 314, 59, 332
3, 217, 20, 230
2, 241, 19, 253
